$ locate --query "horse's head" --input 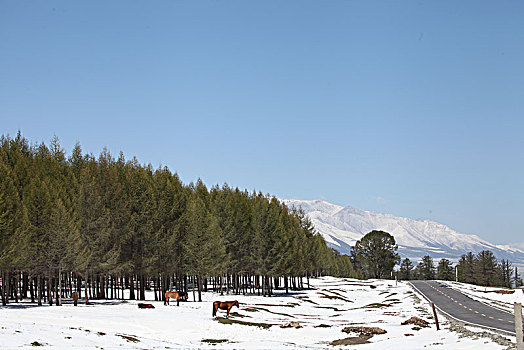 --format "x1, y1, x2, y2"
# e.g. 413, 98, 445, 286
234, 300, 239, 307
